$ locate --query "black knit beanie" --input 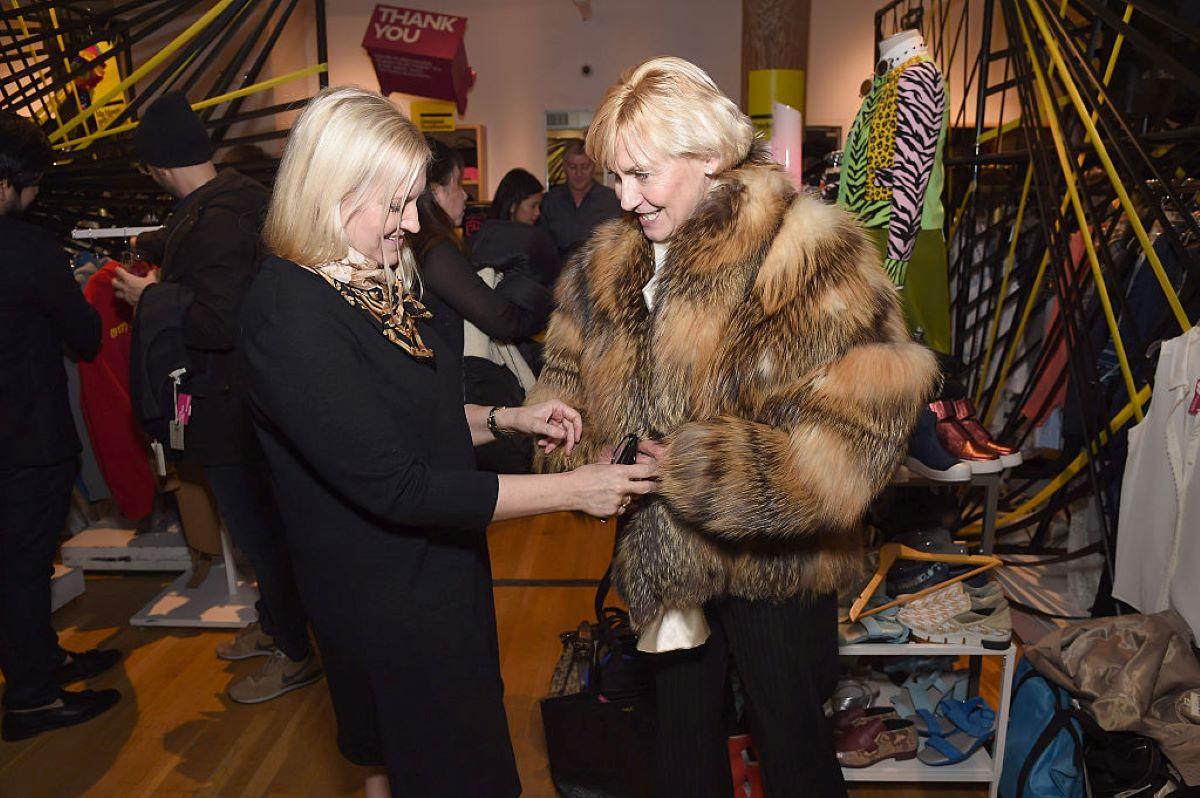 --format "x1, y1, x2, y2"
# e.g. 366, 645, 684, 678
133, 92, 214, 168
